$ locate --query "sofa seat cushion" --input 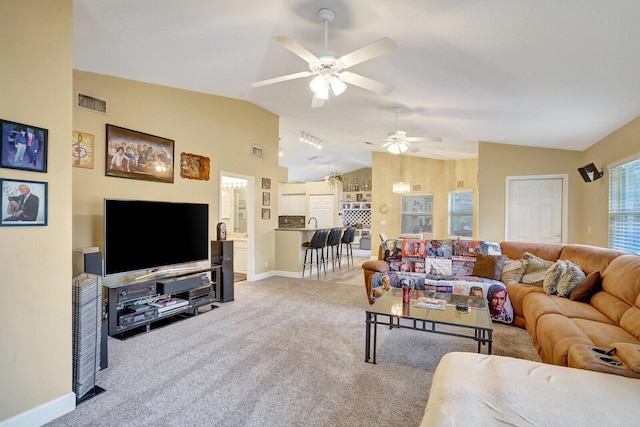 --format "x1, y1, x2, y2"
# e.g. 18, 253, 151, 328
572, 318, 640, 347
535, 313, 593, 365
422, 352, 640, 427
548, 296, 615, 324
